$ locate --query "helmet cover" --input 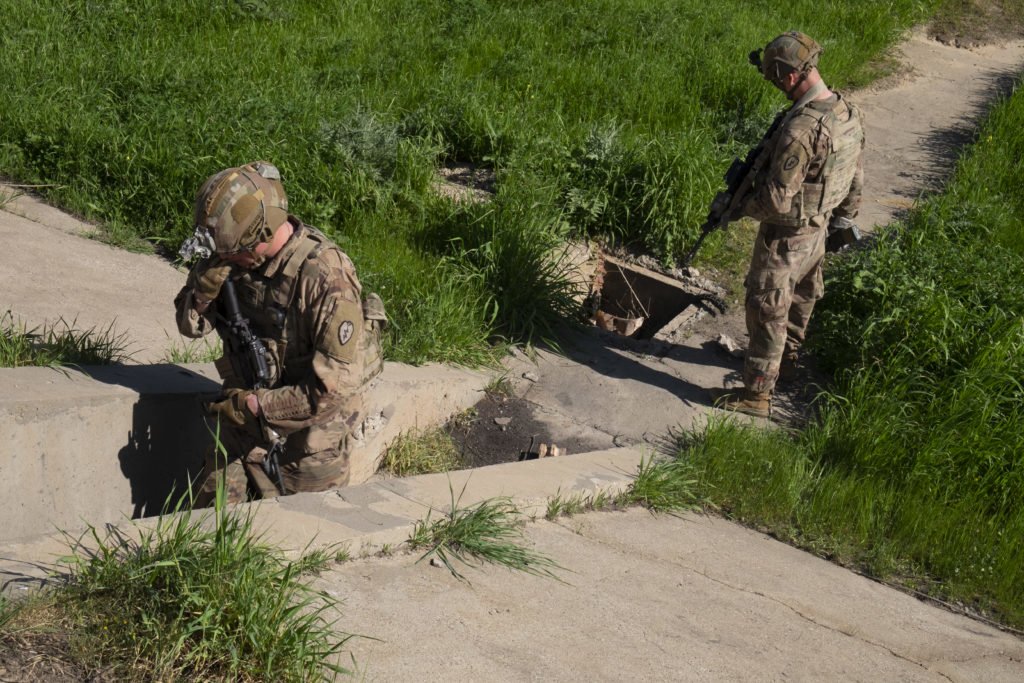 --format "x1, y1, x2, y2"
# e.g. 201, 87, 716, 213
753, 31, 823, 81
193, 161, 288, 255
